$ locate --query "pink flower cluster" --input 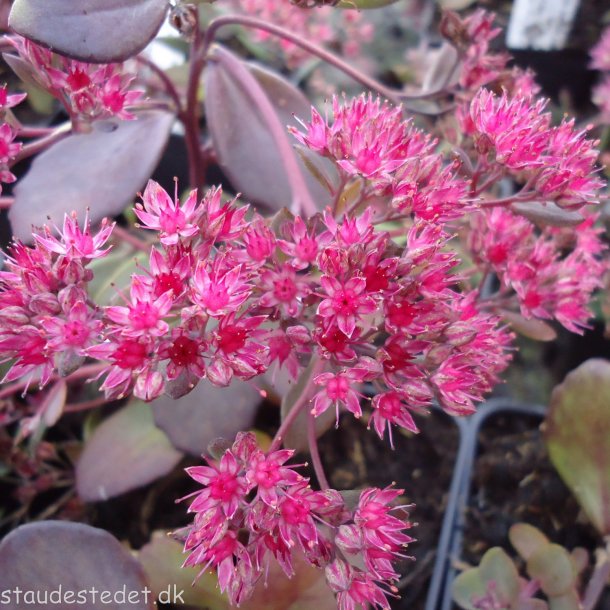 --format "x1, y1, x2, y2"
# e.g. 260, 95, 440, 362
452, 9, 509, 90
0, 85, 26, 193
0, 212, 114, 388
461, 88, 604, 209
591, 26, 610, 123
182, 432, 413, 609
468, 209, 606, 334
9, 37, 143, 121
440, 9, 538, 97
292, 94, 469, 223
0, 175, 512, 434
217, 0, 374, 66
